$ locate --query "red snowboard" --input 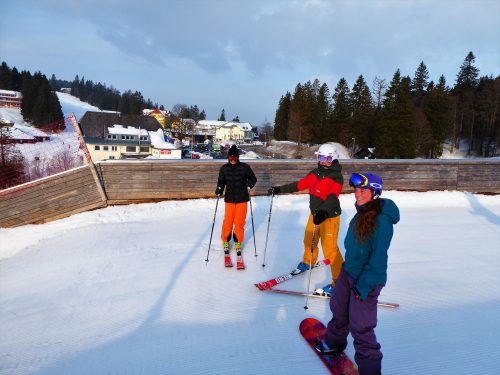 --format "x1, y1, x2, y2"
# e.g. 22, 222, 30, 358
299, 318, 358, 375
